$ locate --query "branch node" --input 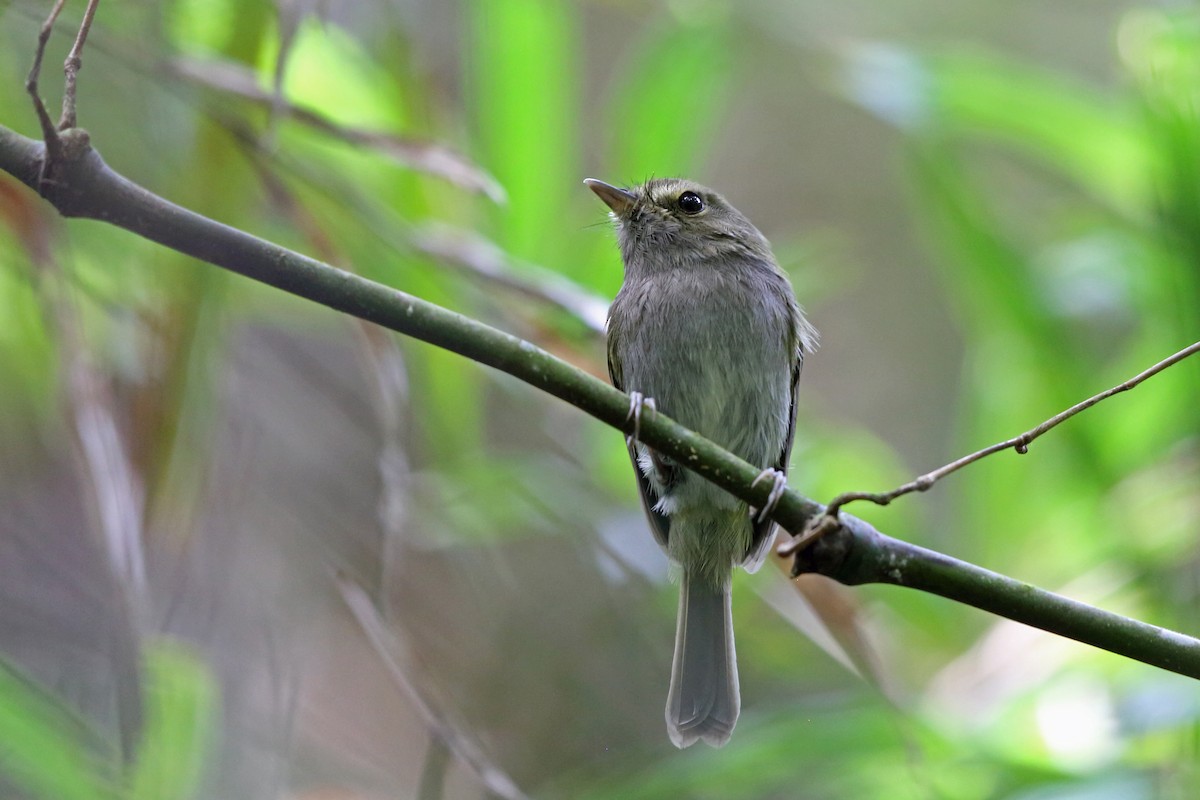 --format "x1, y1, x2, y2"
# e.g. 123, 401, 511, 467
777, 509, 842, 562
24, 0, 101, 185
